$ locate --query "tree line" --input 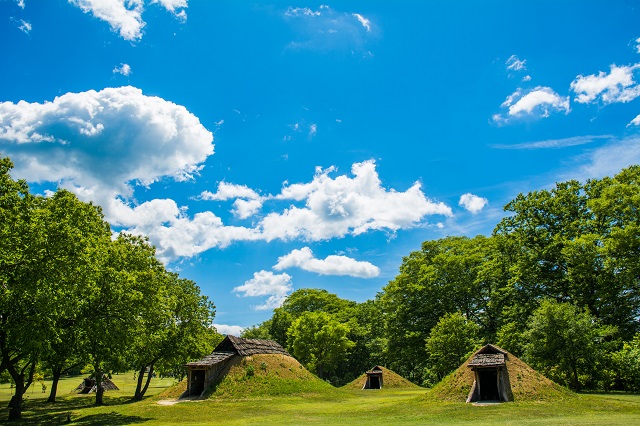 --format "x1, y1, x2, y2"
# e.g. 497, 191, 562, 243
0, 157, 219, 421
245, 165, 640, 392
